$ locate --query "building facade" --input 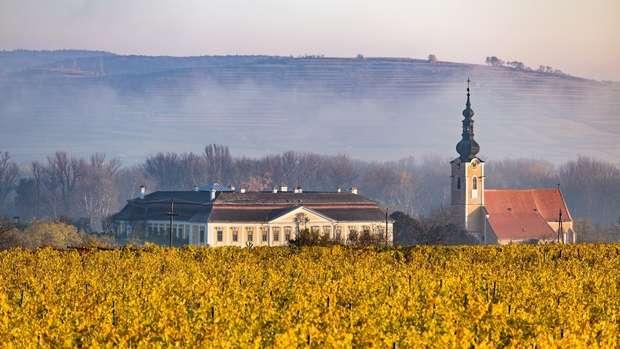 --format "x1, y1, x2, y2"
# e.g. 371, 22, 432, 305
113, 186, 393, 247
451, 82, 575, 244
